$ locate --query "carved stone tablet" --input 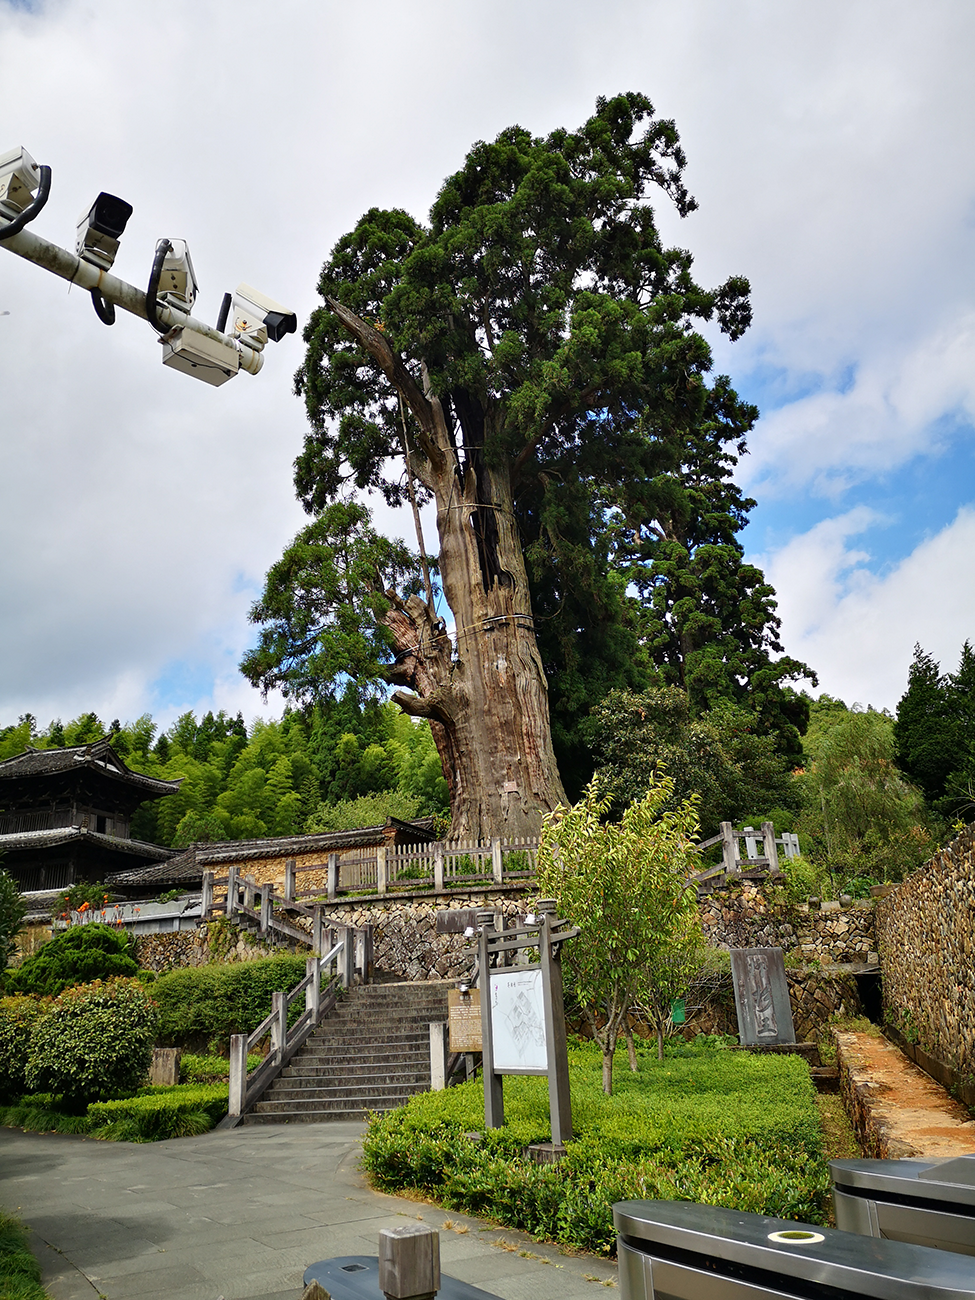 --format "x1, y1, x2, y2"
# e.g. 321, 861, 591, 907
436, 909, 479, 934
730, 947, 796, 1045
